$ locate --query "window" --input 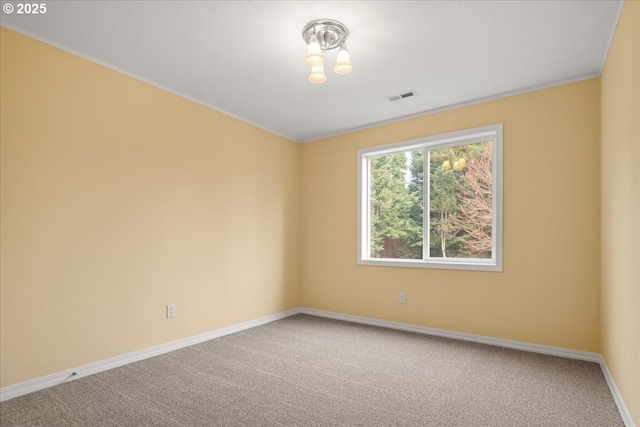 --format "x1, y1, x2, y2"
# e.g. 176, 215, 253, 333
357, 124, 502, 271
